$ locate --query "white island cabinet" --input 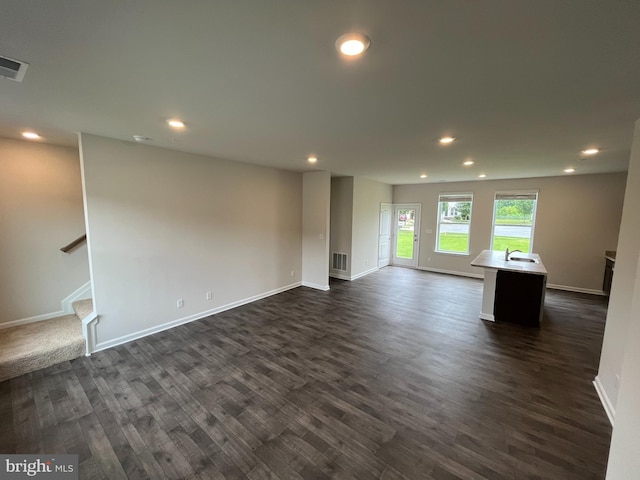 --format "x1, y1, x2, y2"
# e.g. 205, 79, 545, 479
471, 250, 548, 326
